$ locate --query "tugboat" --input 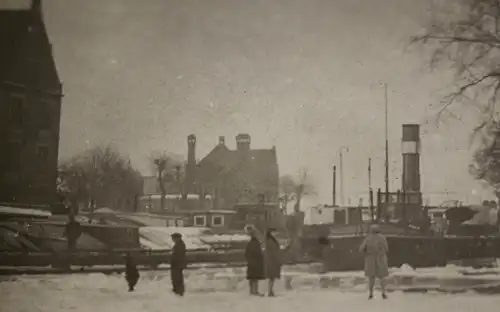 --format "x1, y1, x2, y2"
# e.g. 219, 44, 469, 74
298, 124, 500, 271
